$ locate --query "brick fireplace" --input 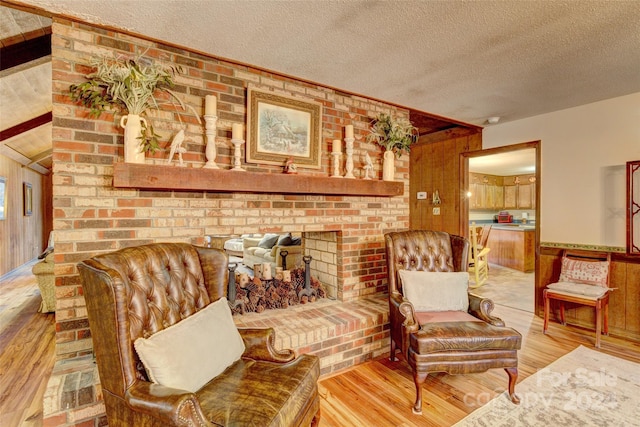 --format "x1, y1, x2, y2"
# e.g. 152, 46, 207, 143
45, 19, 409, 425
